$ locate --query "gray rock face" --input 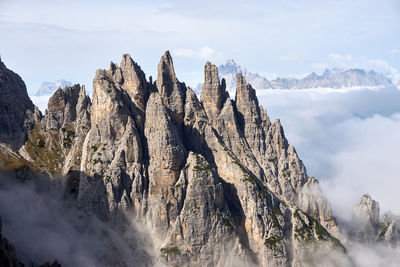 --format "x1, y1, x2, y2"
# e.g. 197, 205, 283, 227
19, 84, 91, 176
352, 193, 380, 242
156, 51, 186, 128
200, 61, 228, 125
378, 213, 400, 247
350, 194, 400, 247
0, 53, 347, 266
78, 57, 149, 218
0, 59, 41, 149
